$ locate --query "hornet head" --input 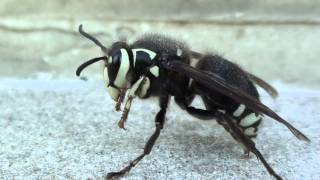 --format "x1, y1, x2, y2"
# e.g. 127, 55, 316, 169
76, 25, 135, 102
